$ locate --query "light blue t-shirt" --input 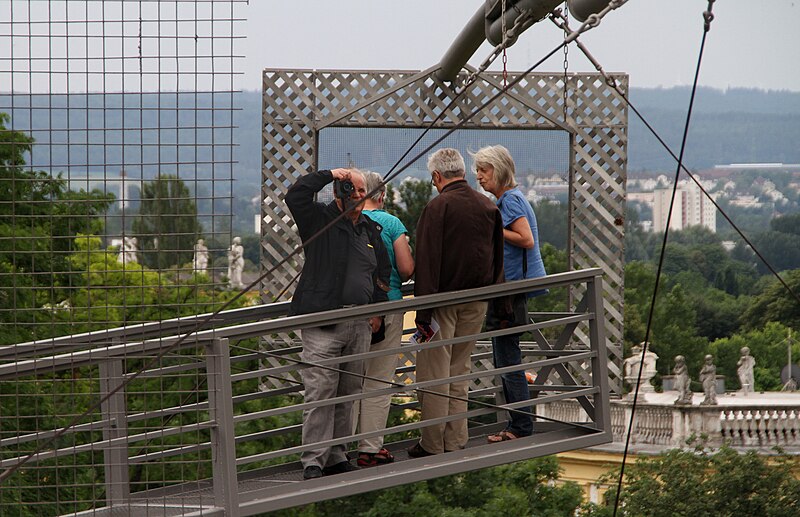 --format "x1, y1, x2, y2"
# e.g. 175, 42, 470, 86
497, 188, 547, 295
364, 209, 408, 301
